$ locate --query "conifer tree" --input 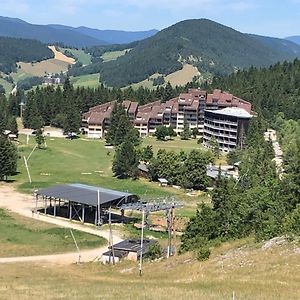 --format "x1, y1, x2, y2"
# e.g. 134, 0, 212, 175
0, 95, 7, 133
0, 135, 17, 181
112, 140, 139, 178
180, 123, 191, 140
